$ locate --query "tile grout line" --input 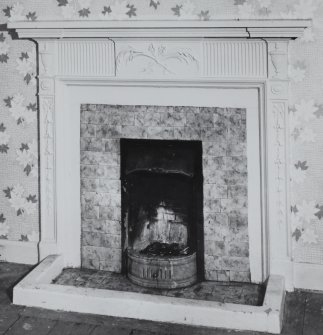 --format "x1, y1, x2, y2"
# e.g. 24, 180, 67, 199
301, 293, 308, 335
46, 319, 60, 335
2, 313, 23, 335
